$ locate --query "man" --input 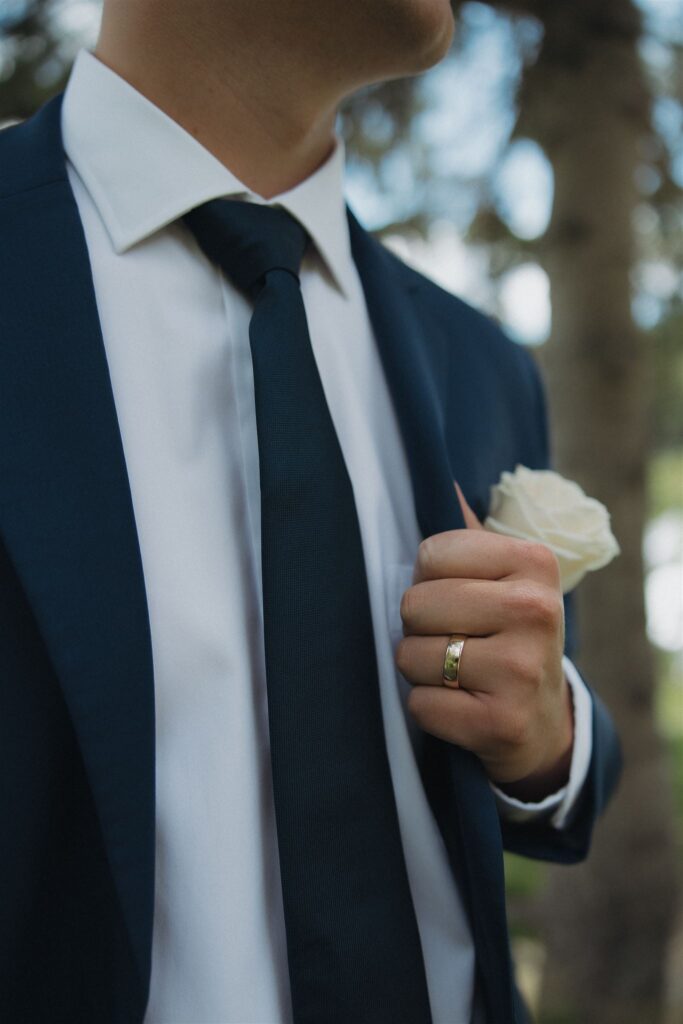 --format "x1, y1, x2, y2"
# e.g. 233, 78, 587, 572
0, 1, 621, 1022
